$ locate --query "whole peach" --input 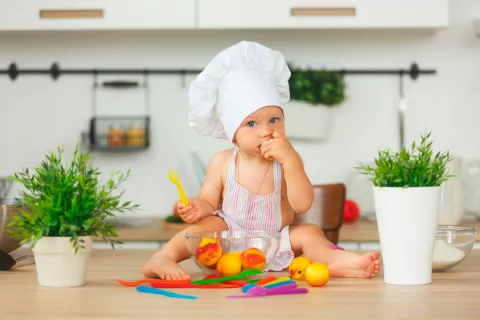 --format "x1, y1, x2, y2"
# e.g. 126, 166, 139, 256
195, 238, 222, 267
240, 248, 266, 270
288, 256, 312, 280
